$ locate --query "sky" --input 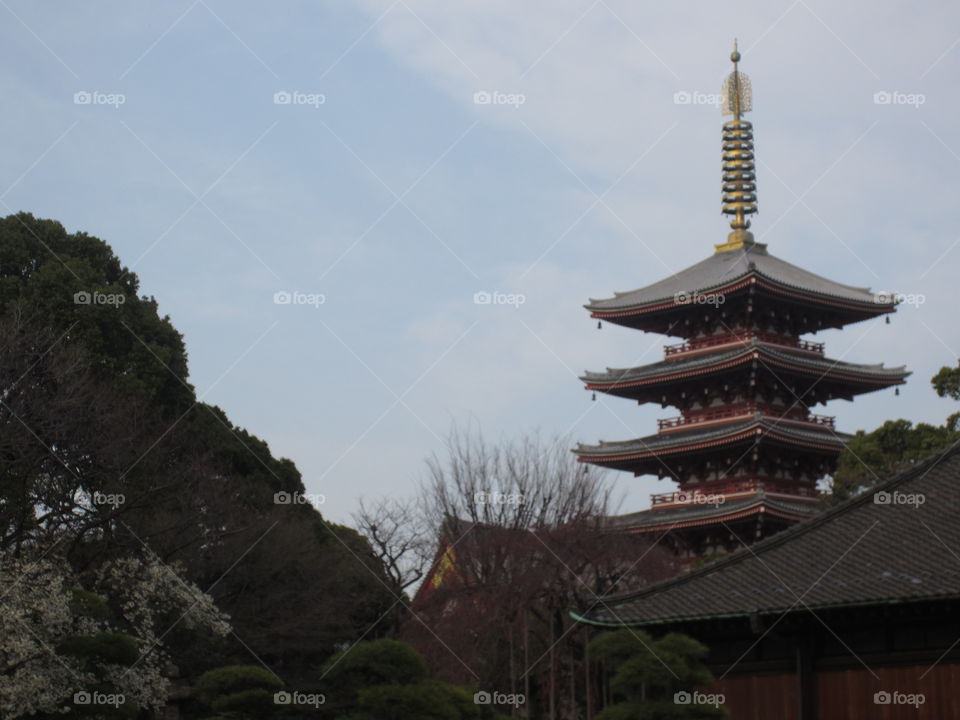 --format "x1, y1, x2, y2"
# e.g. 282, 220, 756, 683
2, 0, 958, 523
